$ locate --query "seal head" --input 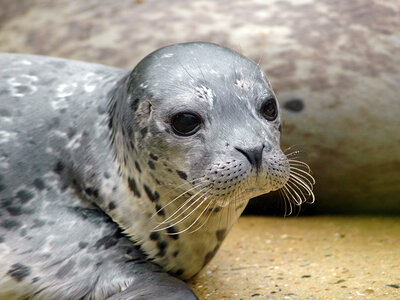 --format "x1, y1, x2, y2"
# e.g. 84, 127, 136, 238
107, 43, 312, 279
